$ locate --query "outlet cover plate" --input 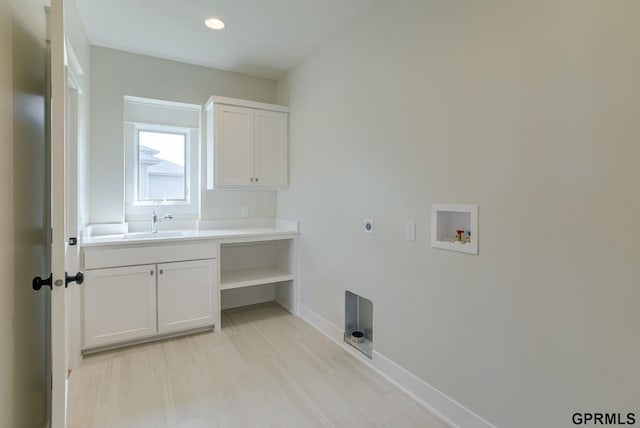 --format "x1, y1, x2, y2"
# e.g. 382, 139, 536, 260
363, 218, 374, 235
